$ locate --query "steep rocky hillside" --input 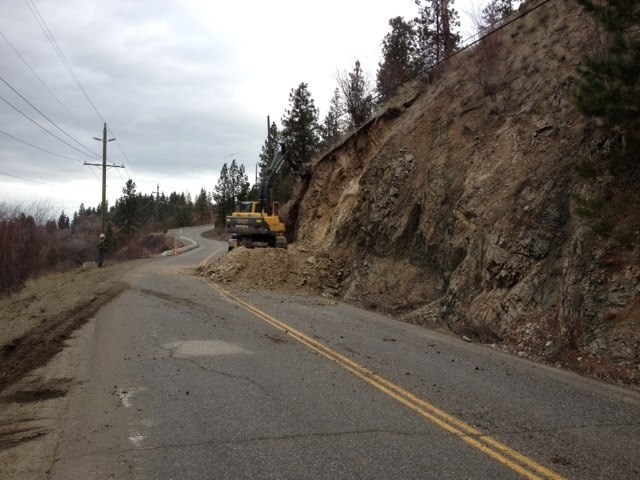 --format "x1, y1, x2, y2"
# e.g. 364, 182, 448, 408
206, 0, 639, 386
